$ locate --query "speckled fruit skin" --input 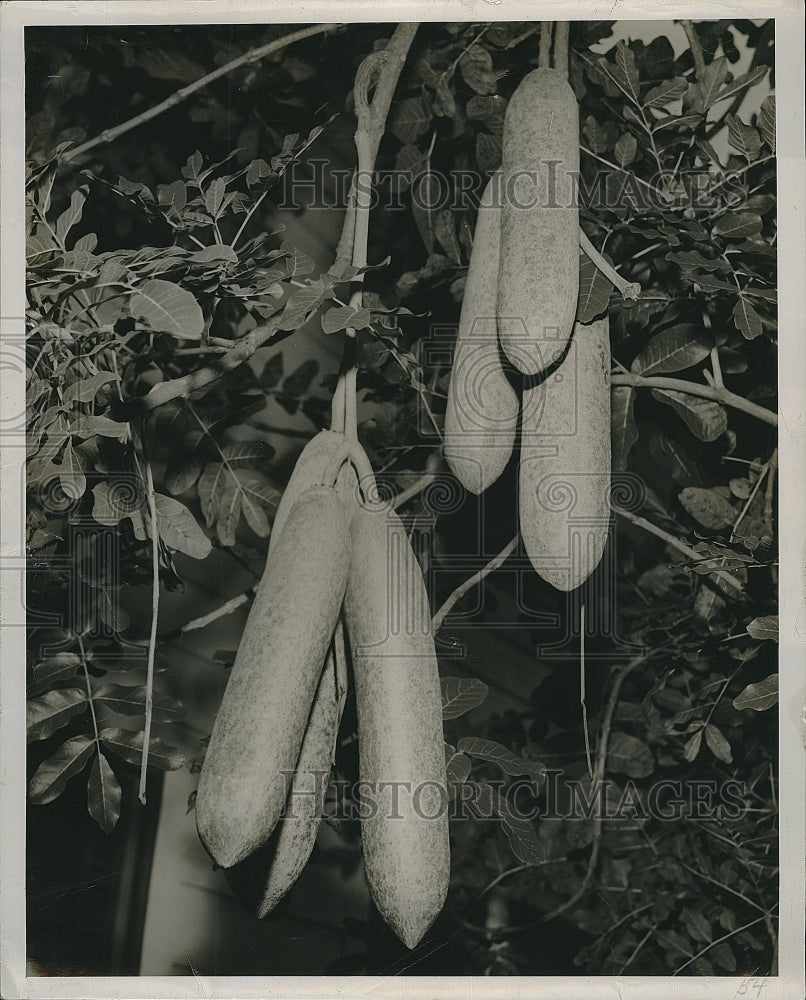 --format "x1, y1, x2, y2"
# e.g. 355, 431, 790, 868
444, 173, 519, 494
196, 486, 351, 869
224, 451, 358, 914
498, 68, 580, 375
224, 639, 342, 916
344, 504, 450, 949
519, 317, 611, 591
